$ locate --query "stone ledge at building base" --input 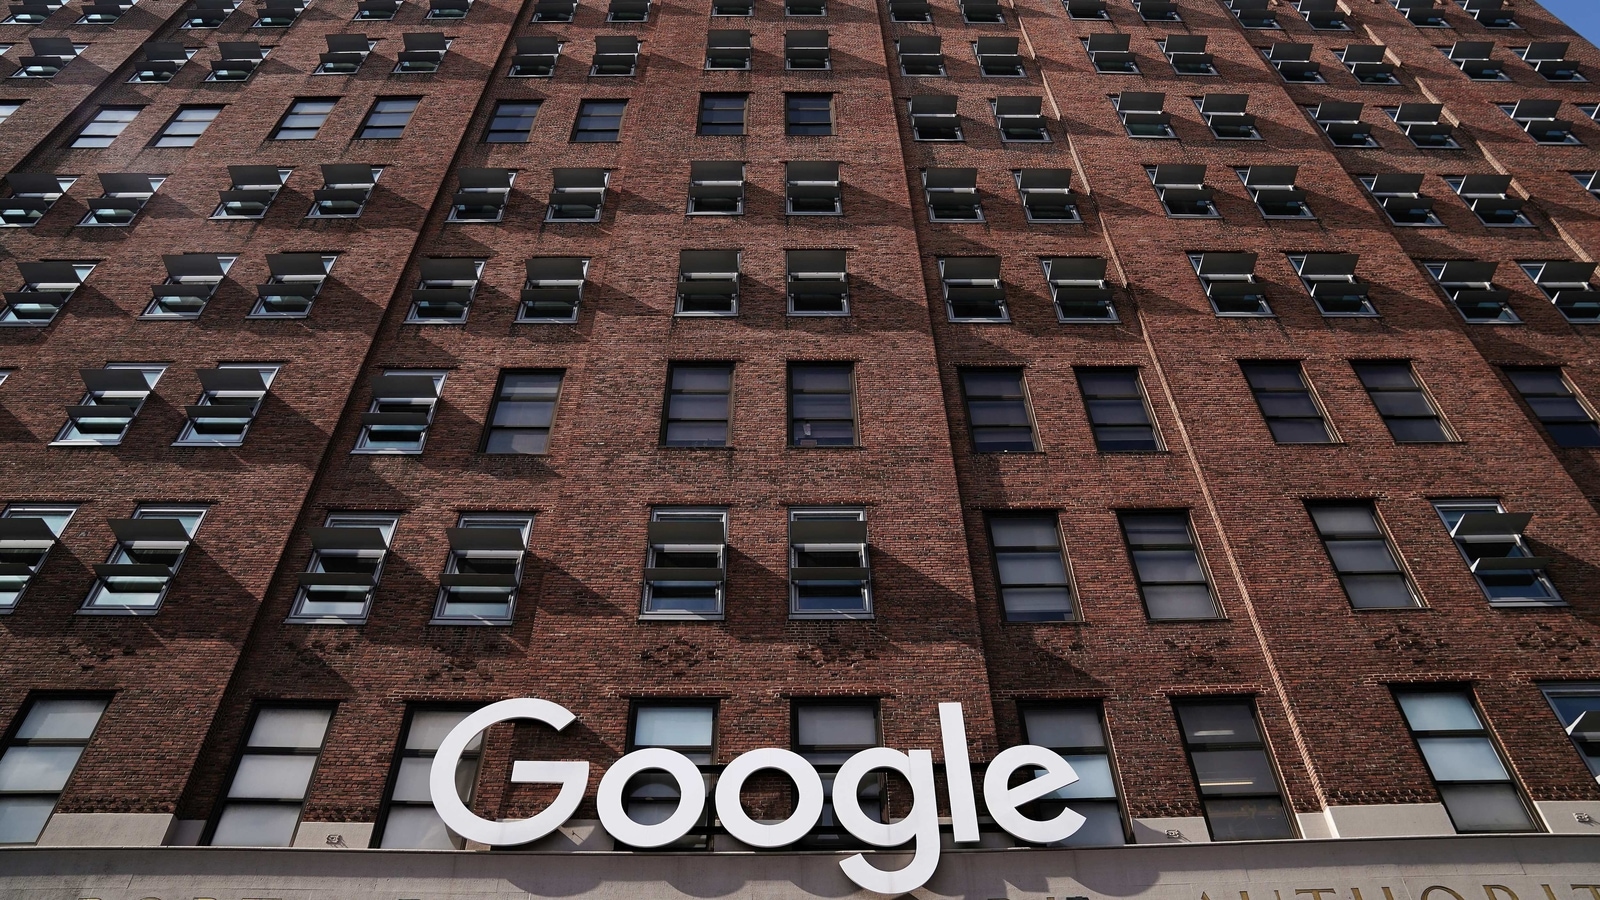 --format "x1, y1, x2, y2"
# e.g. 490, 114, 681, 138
2, 834, 1599, 900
